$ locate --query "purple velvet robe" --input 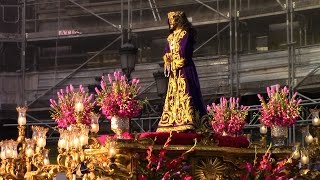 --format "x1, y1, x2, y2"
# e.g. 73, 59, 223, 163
157, 30, 206, 132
